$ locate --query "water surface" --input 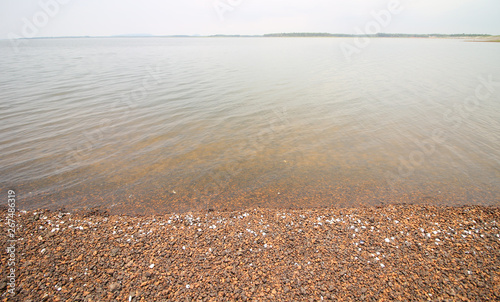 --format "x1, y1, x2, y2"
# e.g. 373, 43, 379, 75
1, 38, 499, 214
